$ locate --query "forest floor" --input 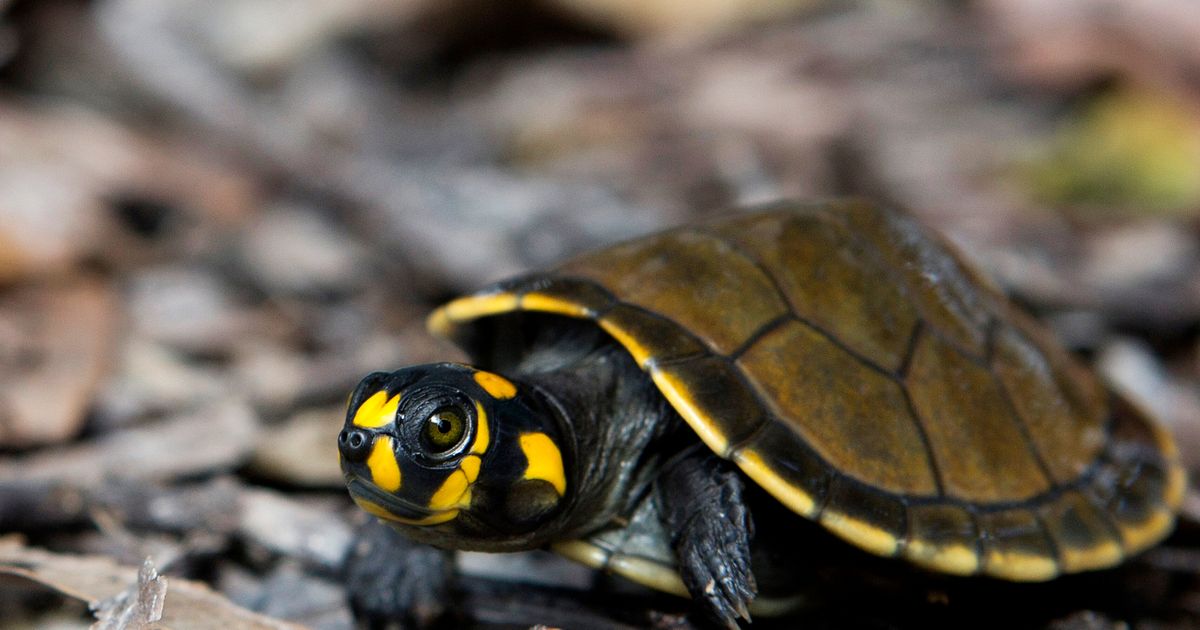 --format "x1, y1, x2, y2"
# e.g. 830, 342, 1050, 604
1, 1, 1199, 628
